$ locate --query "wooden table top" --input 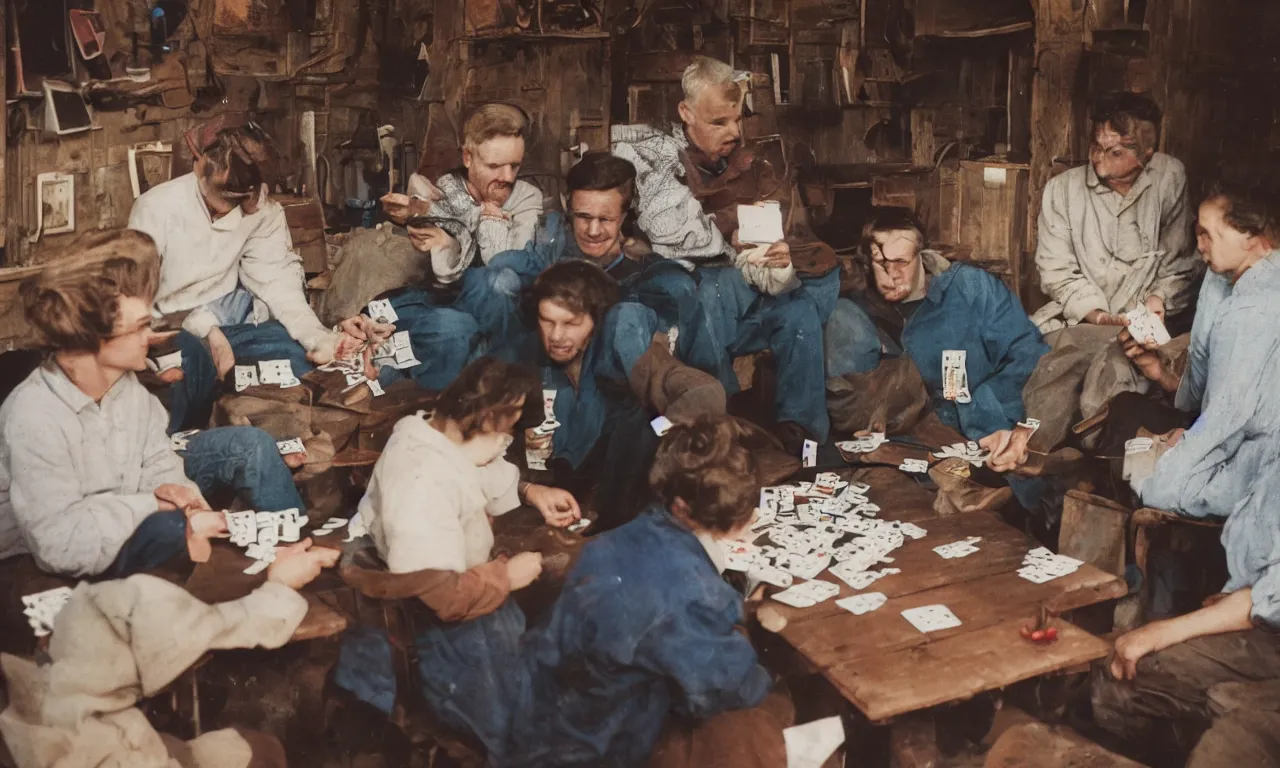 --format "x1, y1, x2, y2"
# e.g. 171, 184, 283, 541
767, 430, 1126, 722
